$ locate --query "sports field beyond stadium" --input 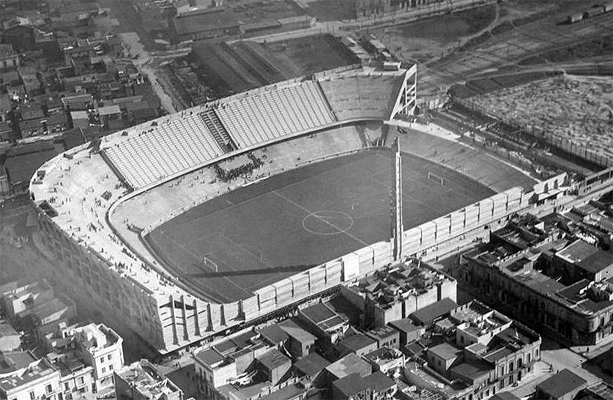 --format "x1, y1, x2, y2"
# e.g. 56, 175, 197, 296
145, 150, 495, 303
